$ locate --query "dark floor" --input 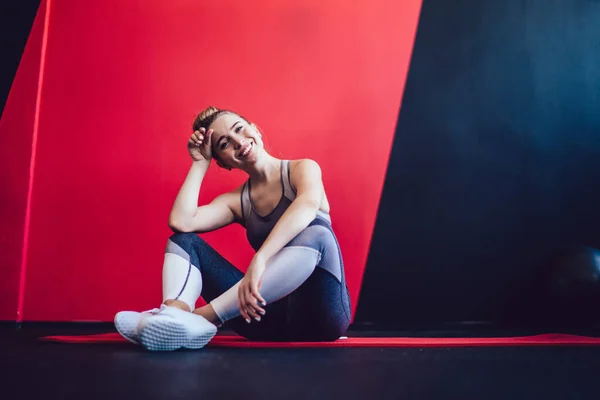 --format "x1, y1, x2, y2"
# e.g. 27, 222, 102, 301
2, 324, 600, 399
